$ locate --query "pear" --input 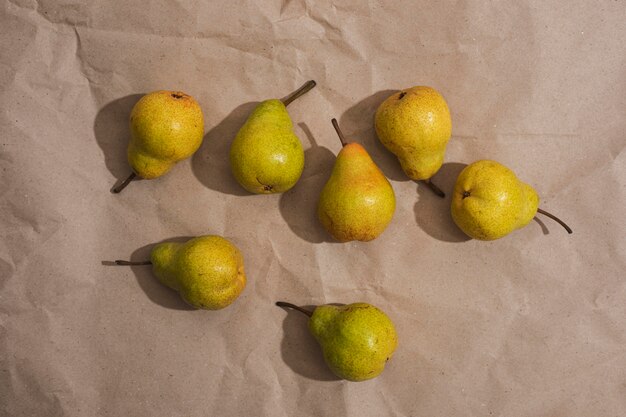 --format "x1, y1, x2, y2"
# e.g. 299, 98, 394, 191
451, 160, 572, 240
374, 86, 451, 197
229, 80, 316, 194
317, 119, 395, 242
115, 236, 246, 310
276, 301, 398, 382
113, 91, 204, 193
